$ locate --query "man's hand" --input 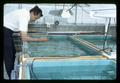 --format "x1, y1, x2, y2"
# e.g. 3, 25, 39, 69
20, 31, 48, 42
37, 38, 48, 42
